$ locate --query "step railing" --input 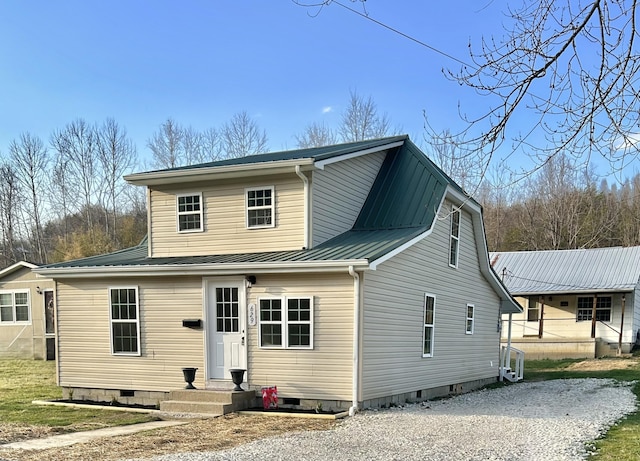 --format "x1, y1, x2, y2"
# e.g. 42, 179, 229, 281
499, 345, 524, 382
